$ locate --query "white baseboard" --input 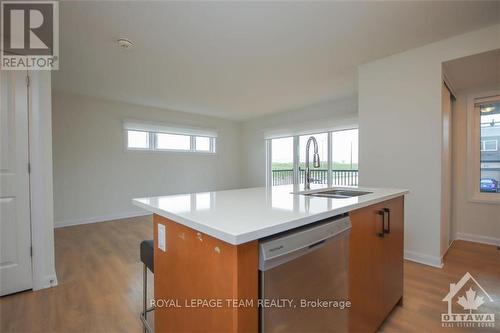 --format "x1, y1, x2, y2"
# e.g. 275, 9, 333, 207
404, 250, 444, 268
55, 211, 151, 228
456, 232, 500, 247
